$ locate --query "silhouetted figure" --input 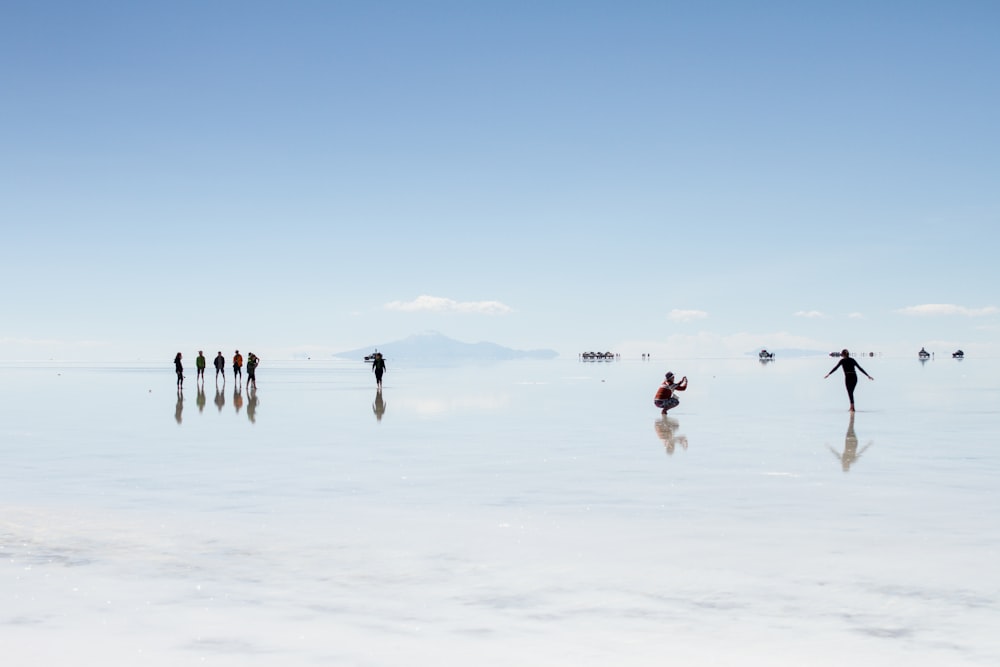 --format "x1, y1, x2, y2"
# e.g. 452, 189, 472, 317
174, 352, 184, 389
372, 352, 387, 388
373, 389, 386, 422
233, 350, 243, 386
214, 351, 226, 382
653, 371, 688, 414
829, 412, 873, 472
246, 352, 259, 389
196, 350, 206, 383
824, 349, 873, 412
